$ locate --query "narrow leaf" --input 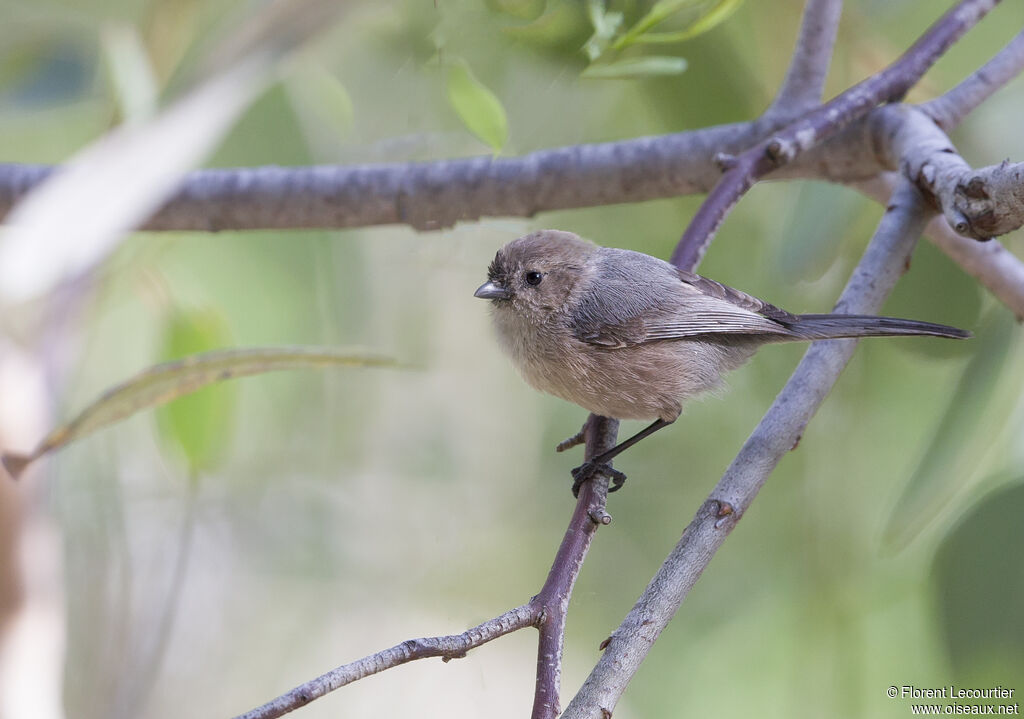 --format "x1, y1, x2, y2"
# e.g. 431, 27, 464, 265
447, 60, 508, 153
2, 346, 398, 480
614, 0, 742, 48
582, 56, 688, 79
